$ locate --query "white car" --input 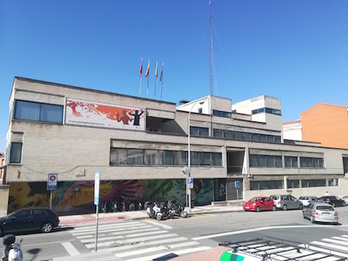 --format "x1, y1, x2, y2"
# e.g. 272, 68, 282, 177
342, 196, 348, 204
298, 196, 319, 207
